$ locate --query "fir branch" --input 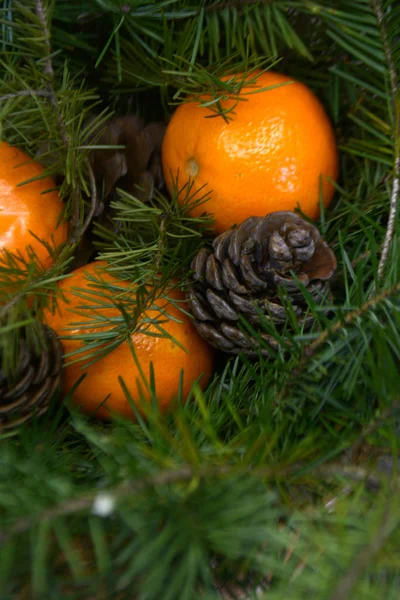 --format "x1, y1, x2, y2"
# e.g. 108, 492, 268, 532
345, 404, 400, 462
2, 458, 398, 545
371, 0, 400, 280
33, 0, 99, 240
0, 89, 52, 100
276, 280, 400, 404
329, 498, 393, 600
35, 0, 68, 147
0, 464, 233, 543
70, 160, 98, 243
204, 0, 274, 10
297, 280, 400, 371
371, 0, 399, 111
350, 249, 371, 267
